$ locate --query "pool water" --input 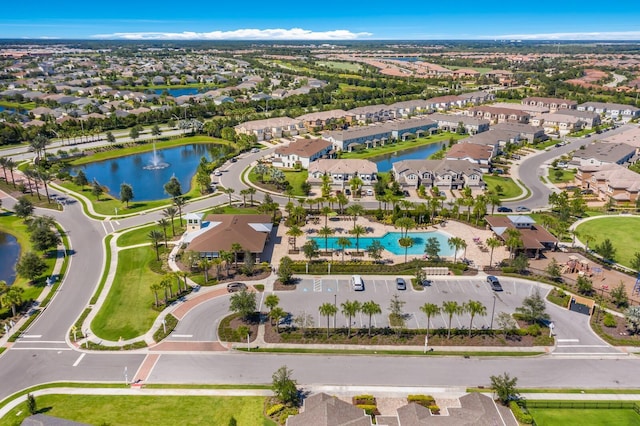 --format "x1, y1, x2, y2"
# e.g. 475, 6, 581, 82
311, 231, 454, 256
